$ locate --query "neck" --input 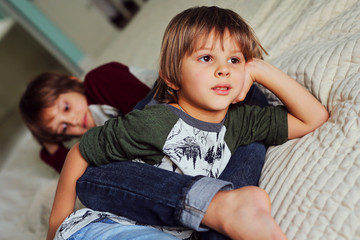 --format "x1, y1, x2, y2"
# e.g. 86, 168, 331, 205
173, 102, 228, 123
